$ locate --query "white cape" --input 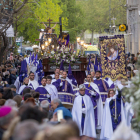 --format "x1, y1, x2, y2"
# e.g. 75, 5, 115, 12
72, 94, 96, 138
100, 95, 126, 140
51, 79, 57, 84
18, 85, 32, 95
28, 79, 39, 90
18, 85, 26, 95
84, 82, 103, 129
45, 84, 58, 100
104, 78, 114, 87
